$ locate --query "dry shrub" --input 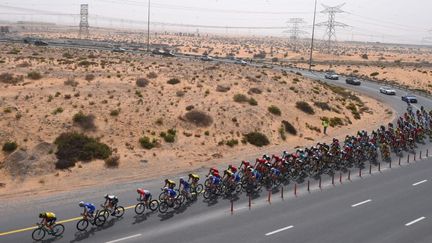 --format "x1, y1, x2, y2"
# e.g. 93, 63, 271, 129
282, 120, 297, 135
73, 111, 96, 130
184, 110, 213, 127
85, 74, 95, 81
244, 132, 270, 147
136, 78, 149, 87
147, 72, 158, 79
105, 154, 120, 168
0, 73, 23, 84
64, 78, 79, 87
295, 101, 315, 115
27, 71, 42, 80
